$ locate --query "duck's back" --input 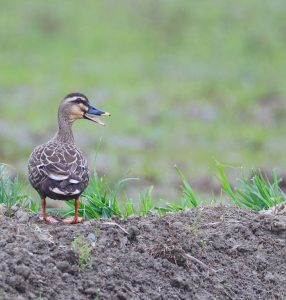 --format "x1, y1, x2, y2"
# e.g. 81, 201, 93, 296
28, 141, 89, 200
